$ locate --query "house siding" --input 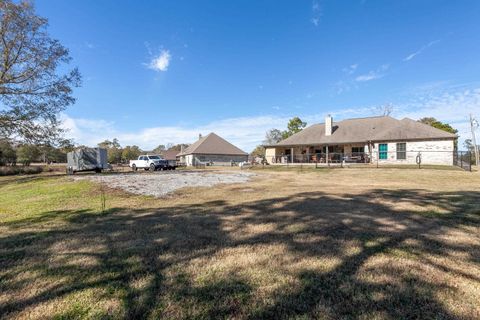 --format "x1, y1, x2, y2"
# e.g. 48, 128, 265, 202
371, 139, 454, 165
265, 148, 277, 162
